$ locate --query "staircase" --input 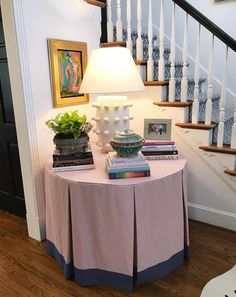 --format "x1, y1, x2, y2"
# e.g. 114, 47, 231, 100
86, 0, 236, 230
